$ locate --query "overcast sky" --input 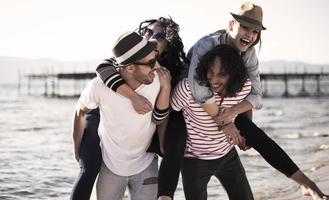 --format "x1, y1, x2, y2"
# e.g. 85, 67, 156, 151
1, 0, 329, 64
